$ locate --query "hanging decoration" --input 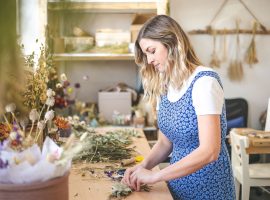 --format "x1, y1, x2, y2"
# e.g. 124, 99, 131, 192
209, 30, 221, 68
228, 20, 244, 81
245, 22, 259, 66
